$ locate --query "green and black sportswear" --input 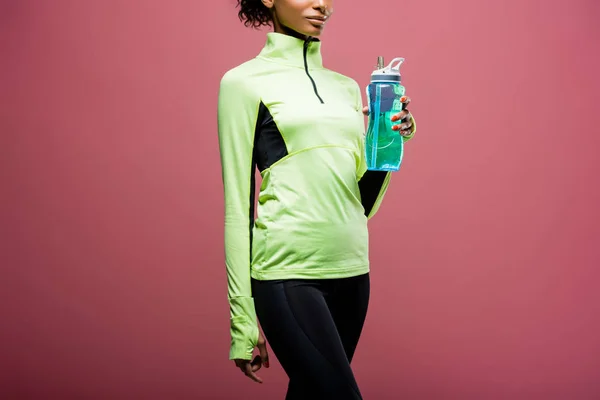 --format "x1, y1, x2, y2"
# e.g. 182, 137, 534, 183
217, 32, 416, 360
